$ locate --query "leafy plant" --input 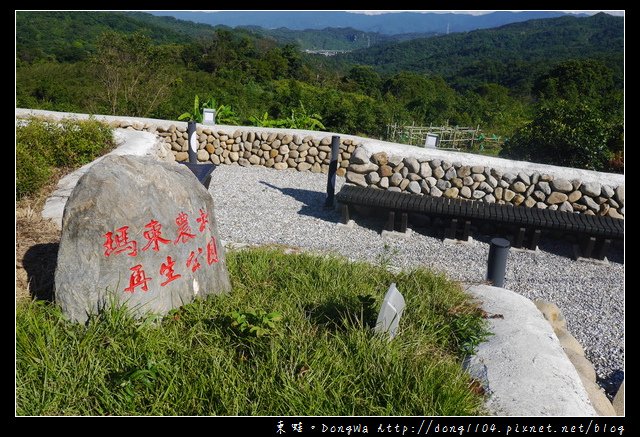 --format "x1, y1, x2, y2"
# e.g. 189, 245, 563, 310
249, 112, 287, 128
215, 103, 240, 125
249, 102, 325, 131
285, 102, 325, 130
16, 143, 51, 199
178, 95, 239, 125
115, 359, 167, 398
228, 308, 283, 338
178, 94, 203, 123
376, 243, 400, 269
